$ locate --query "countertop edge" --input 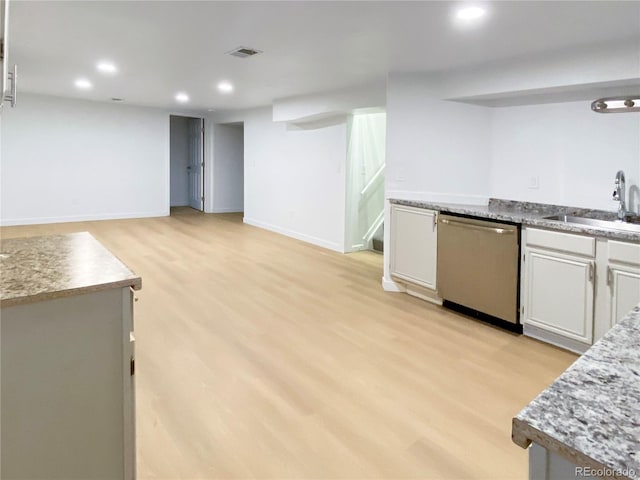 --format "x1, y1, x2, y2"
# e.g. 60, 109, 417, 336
511, 418, 632, 480
520, 219, 639, 242
0, 277, 142, 308
389, 198, 640, 242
